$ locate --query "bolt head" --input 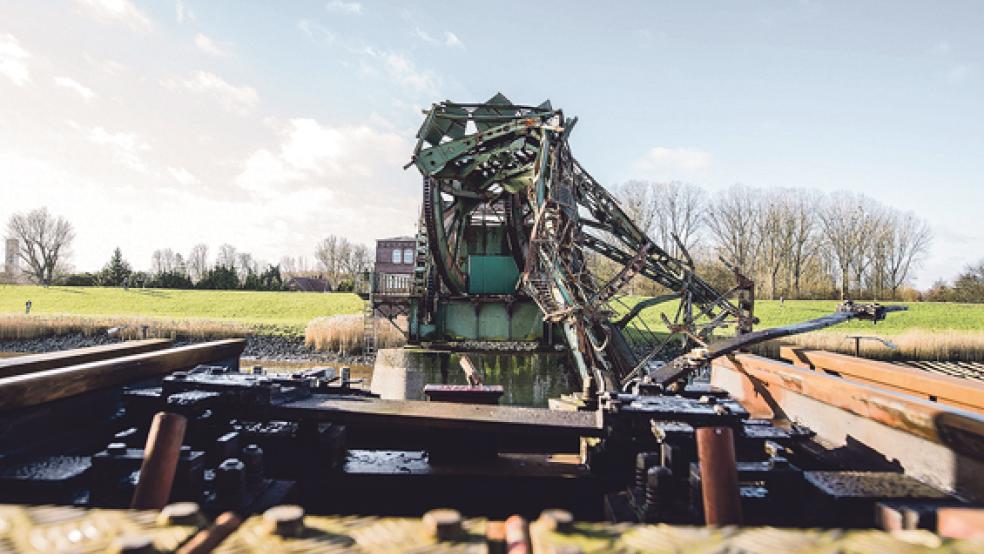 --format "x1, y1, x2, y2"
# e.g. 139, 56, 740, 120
158, 502, 206, 527
537, 509, 574, 534
263, 505, 305, 537
218, 458, 245, 472
423, 508, 463, 541
112, 535, 155, 553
